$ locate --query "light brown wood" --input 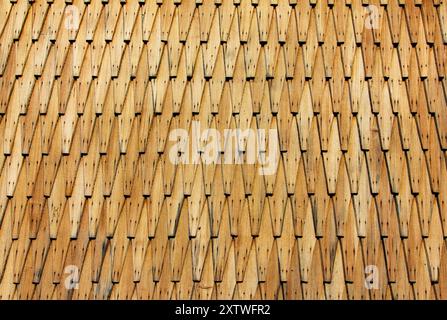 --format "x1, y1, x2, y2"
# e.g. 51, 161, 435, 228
0, 0, 446, 300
